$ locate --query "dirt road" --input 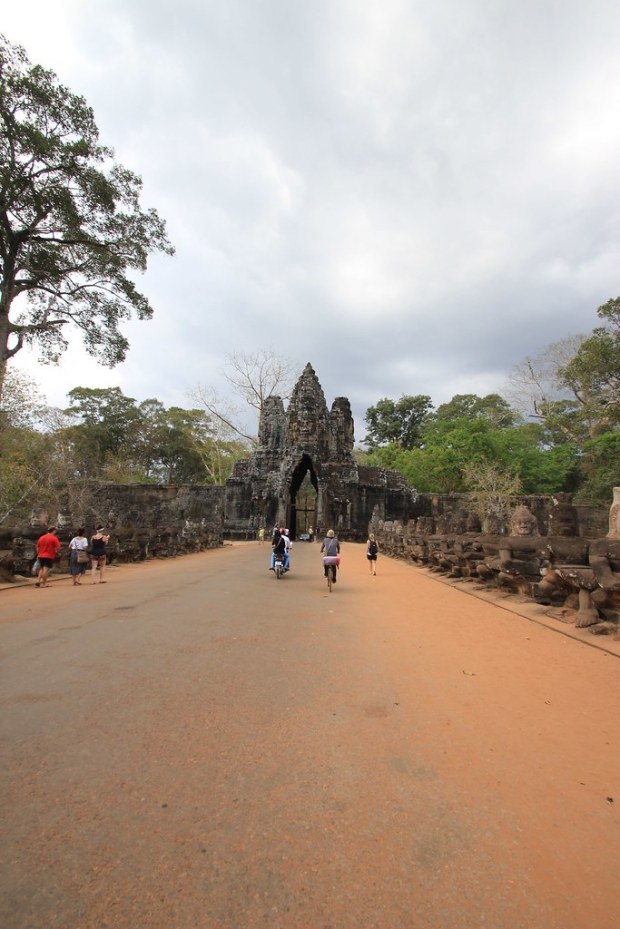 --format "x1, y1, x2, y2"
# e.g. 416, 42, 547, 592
1, 541, 618, 929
